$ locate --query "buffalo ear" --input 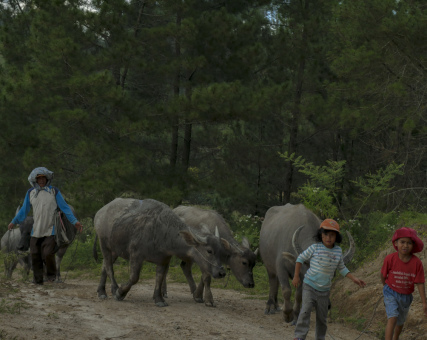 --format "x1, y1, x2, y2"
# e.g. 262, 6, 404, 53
179, 230, 207, 246
282, 251, 297, 262
282, 251, 297, 275
220, 238, 231, 251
